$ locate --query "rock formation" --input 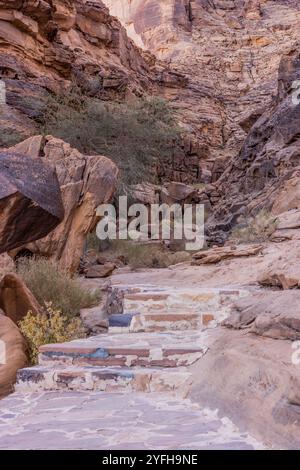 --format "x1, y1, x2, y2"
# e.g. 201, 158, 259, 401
0, 274, 42, 325
0, 313, 27, 399
103, 1, 300, 180
0, 150, 64, 253
0, 0, 212, 183
192, 243, 263, 265
8, 135, 119, 272
209, 46, 300, 240
0, 0, 159, 110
